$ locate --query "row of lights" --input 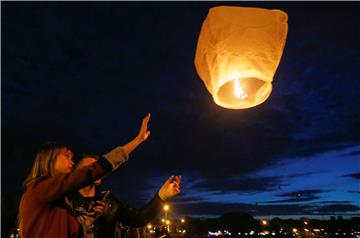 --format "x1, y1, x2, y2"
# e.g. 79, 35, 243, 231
144, 204, 186, 235
208, 227, 360, 237
209, 230, 360, 237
